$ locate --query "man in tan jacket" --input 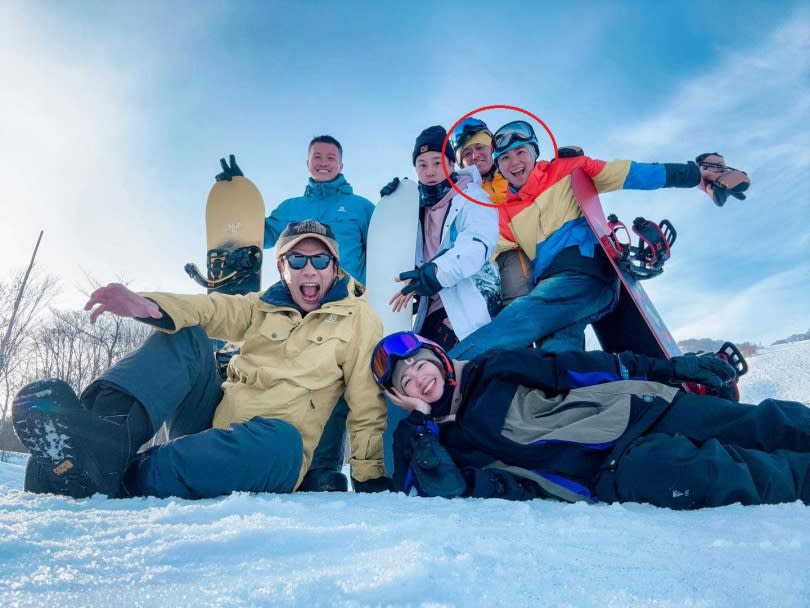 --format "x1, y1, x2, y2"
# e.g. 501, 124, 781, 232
13, 220, 390, 499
